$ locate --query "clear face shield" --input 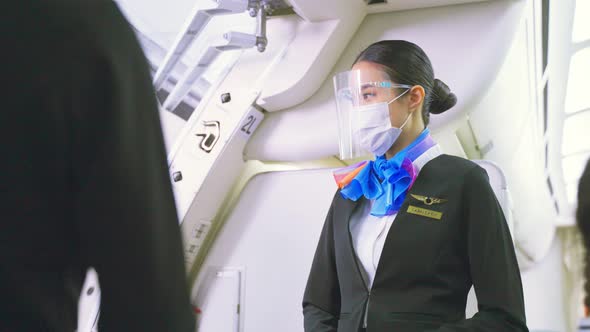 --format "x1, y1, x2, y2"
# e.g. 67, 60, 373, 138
333, 69, 412, 160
